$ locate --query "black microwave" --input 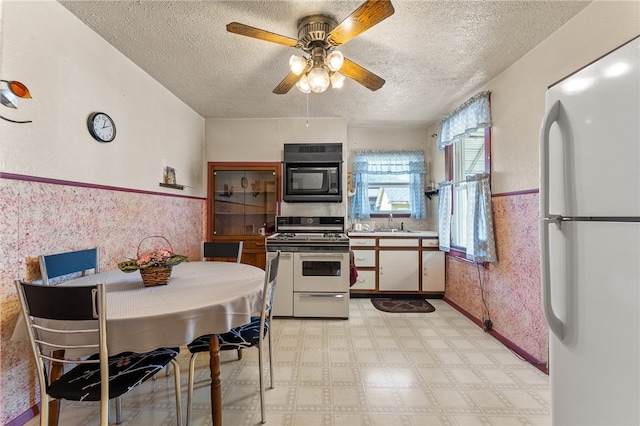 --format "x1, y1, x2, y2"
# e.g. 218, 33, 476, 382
283, 143, 343, 203
283, 163, 342, 202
